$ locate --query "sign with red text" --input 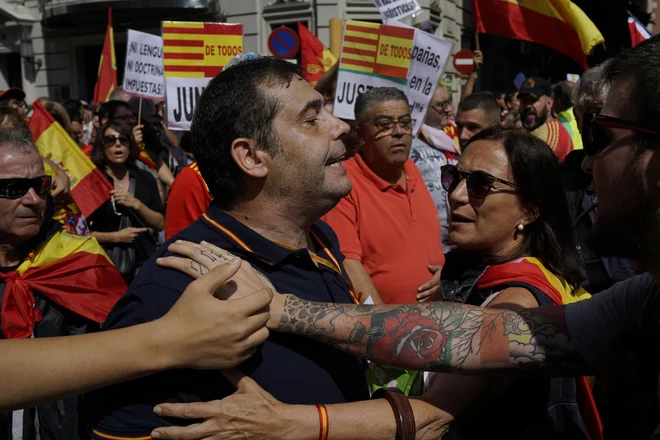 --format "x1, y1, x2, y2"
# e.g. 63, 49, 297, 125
162, 21, 243, 130
334, 20, 452, 135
